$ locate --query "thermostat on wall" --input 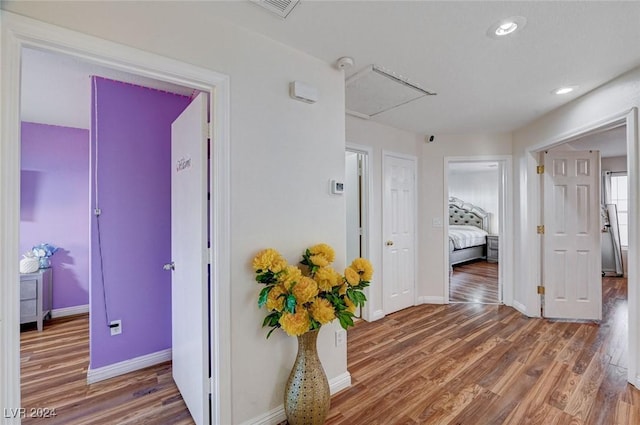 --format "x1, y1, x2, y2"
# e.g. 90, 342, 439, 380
331, 180, 344, 195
